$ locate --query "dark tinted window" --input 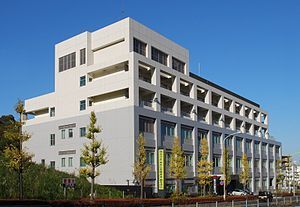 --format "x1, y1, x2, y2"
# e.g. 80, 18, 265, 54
134, 38, 146, 56
151, 47, 168, 66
